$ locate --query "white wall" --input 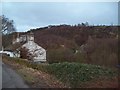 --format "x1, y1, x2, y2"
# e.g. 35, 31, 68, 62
22, 41, 46, 62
